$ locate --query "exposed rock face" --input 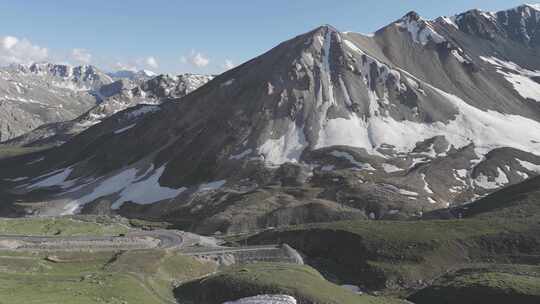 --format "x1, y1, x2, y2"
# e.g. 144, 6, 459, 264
3, 73, 213, 146
452, 4, 540, 47
0, 62, 113, 141
2, 4, 540, 232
